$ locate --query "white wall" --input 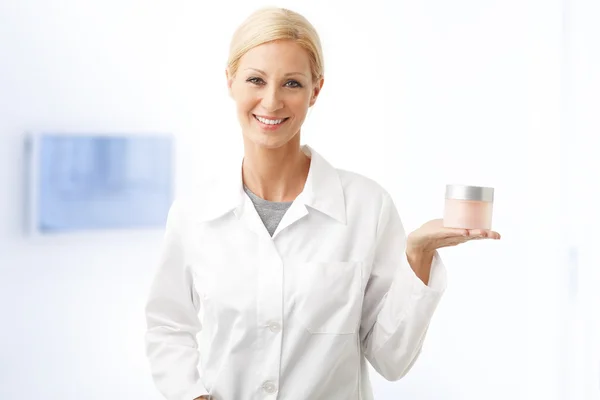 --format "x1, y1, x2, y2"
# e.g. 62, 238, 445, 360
0, 0, 569, 399
561, 0, 600, 397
